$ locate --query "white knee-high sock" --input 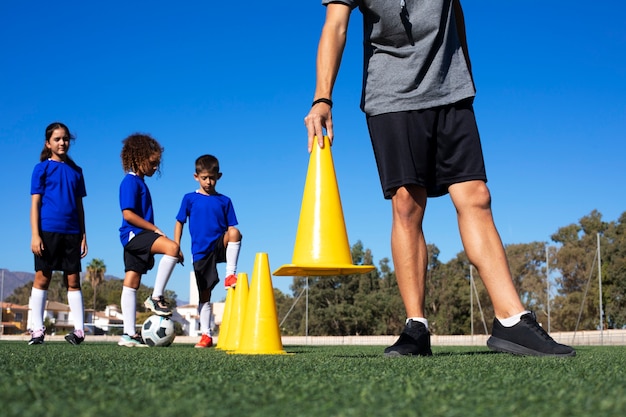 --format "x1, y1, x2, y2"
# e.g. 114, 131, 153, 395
198, 302, 213, 335
225, 241, 241, 276
29, 287, 47, 330
121, 286, 137, 335
152, 255, 178, 298
67, 290, 85, 335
